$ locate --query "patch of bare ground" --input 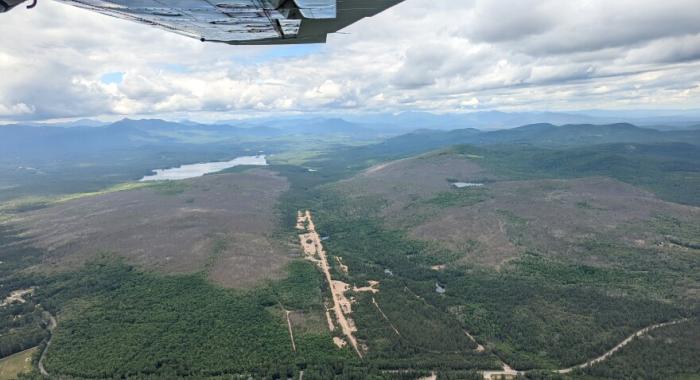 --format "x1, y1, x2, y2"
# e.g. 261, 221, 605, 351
335, 256, 349, 274
324, 307, 335, 332
354, 280, 379, 293
417, 372, 437, 380
16, 169, 291, 288
481, 364, 519, 380
463, 330, 485, 352
0, 288, 34, 307
333, 337, 347, 348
